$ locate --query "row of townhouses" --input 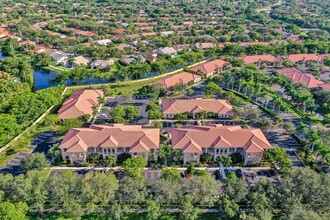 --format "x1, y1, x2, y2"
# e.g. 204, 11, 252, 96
59, 124, 272, 165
